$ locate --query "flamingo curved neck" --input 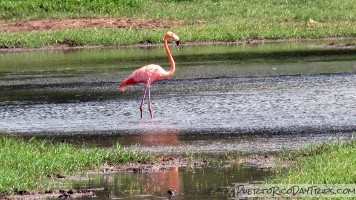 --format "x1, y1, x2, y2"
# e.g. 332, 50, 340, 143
164, 38, 175, 77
